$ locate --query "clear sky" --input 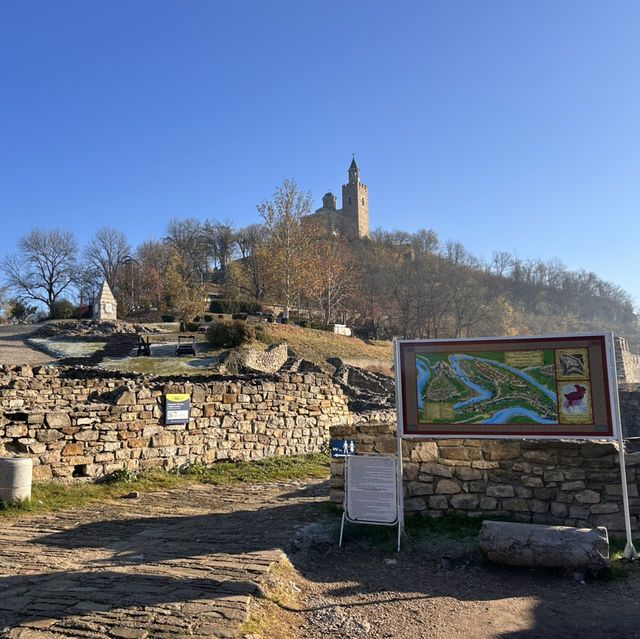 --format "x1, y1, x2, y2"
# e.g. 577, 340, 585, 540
1, 1, 639, 305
